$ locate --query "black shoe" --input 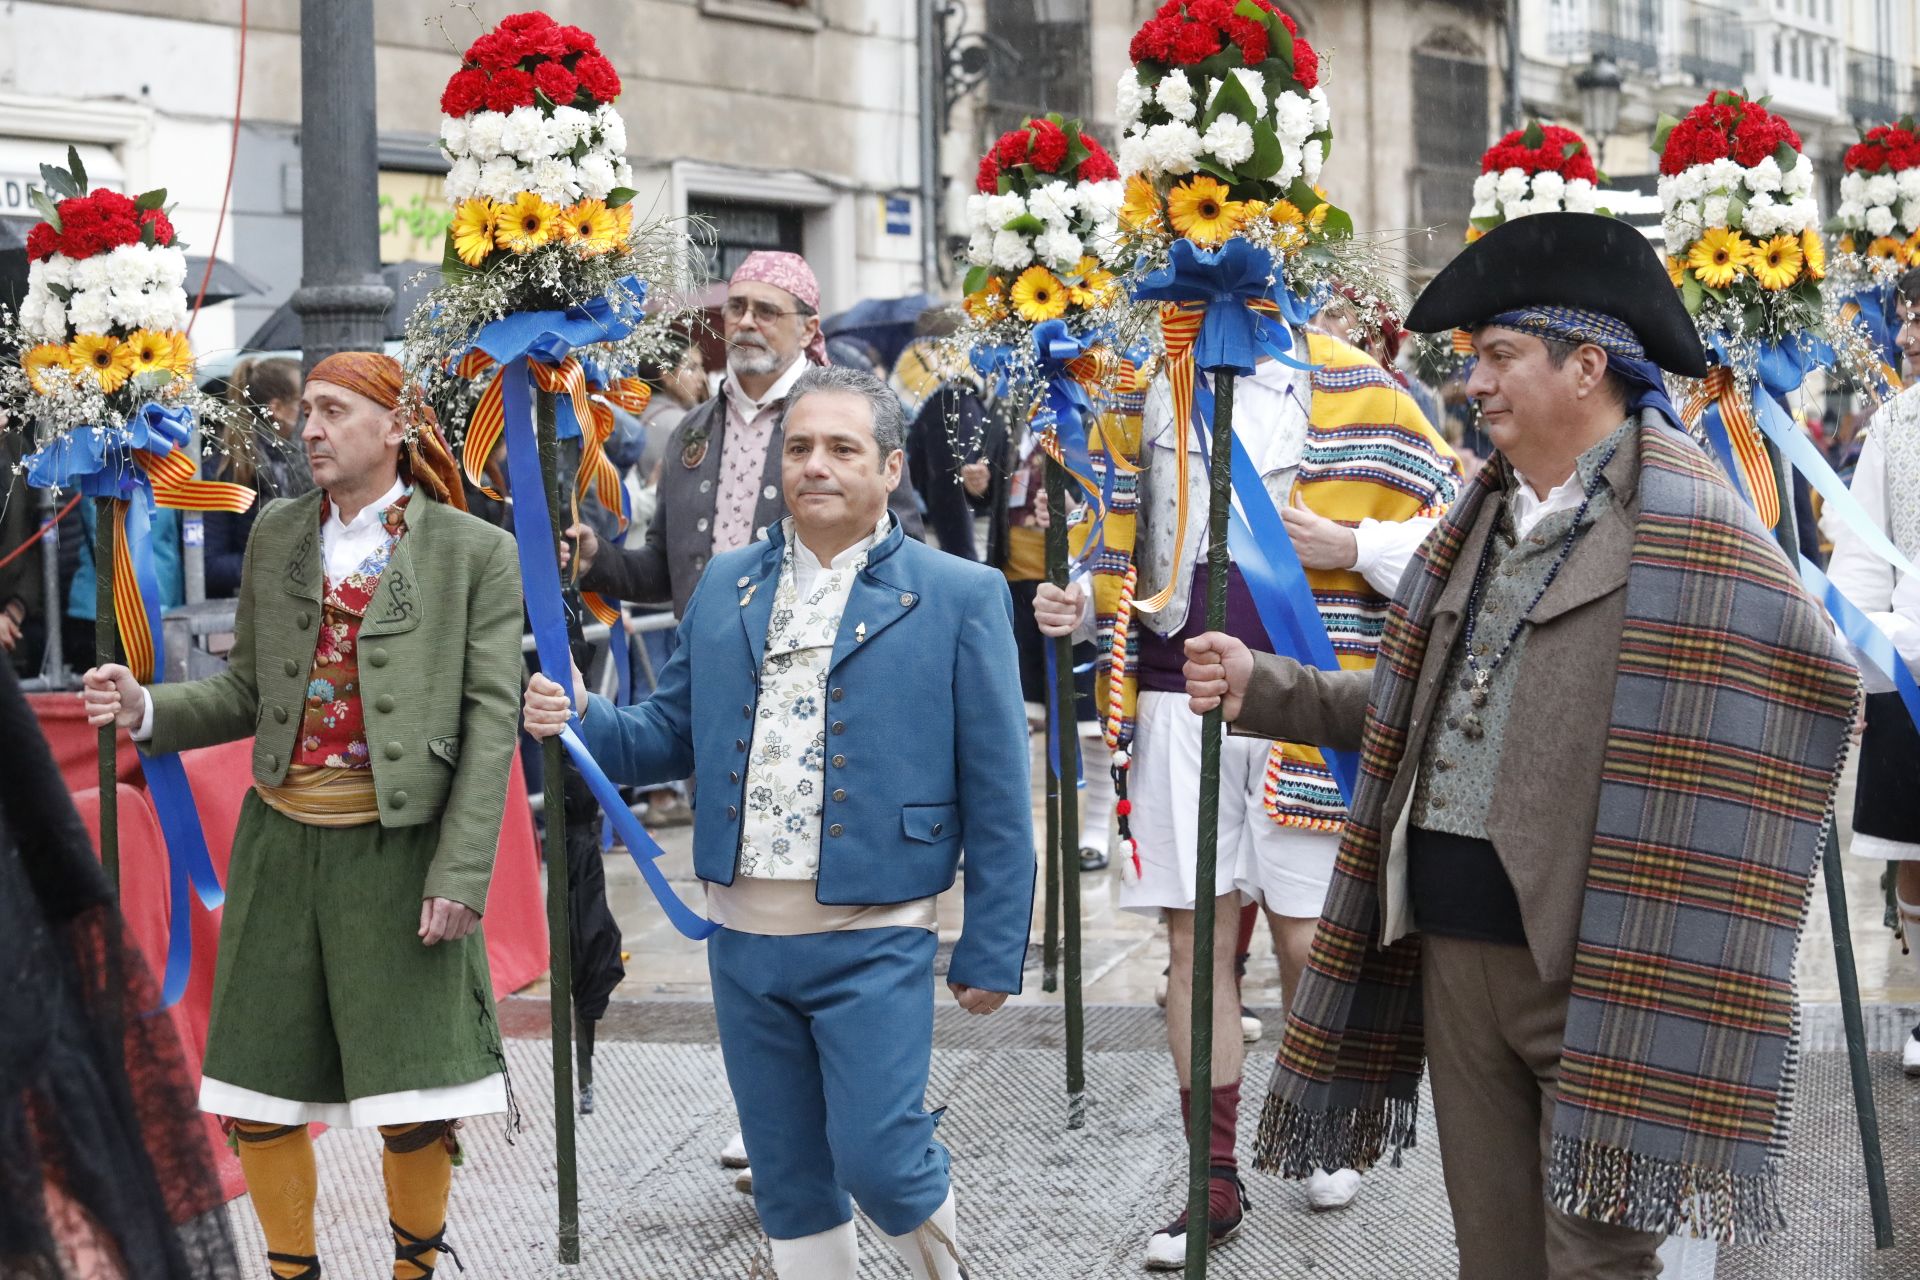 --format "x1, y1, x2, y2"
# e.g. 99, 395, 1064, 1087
267, 1254, 321, 1280
1143, 1168, 1249, 1270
